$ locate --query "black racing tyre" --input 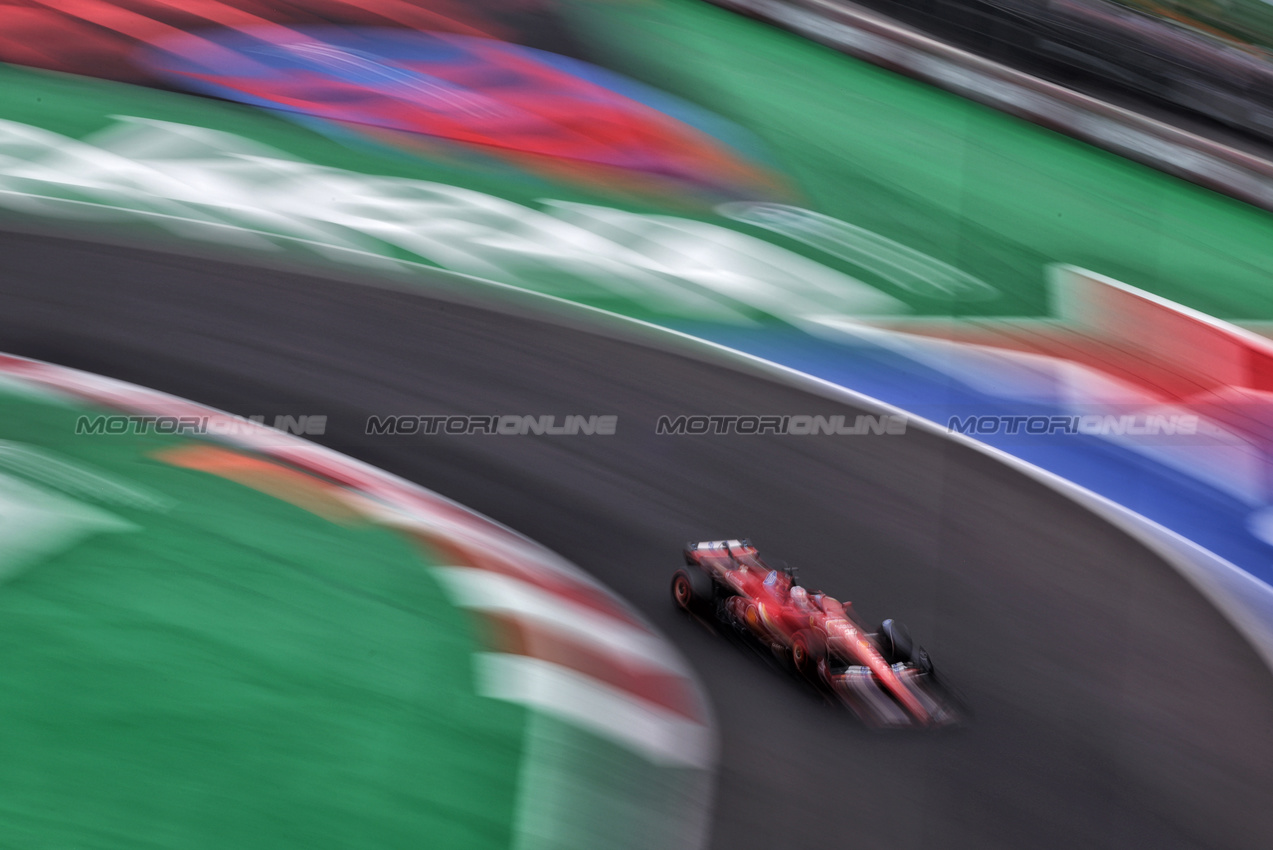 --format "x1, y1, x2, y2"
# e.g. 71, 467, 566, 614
876, 619, 915, 665
671, 568, 715, 614
790, 629, 820, 679
913, 645, 936, 678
